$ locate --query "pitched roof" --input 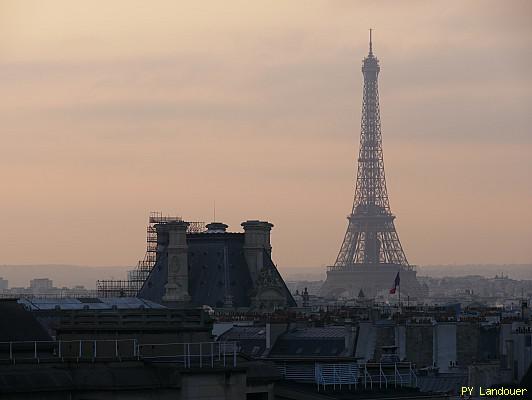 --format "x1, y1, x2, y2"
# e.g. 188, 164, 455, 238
187, 234, 254, 308
0, 299, 52, 342
138, 232, 296, 309
220, 326, 266, 340
282, 327, 347, 339
259, 251, 297, 308
219, 326, 267, 357
19, 297, 165, 311
416, 374, 468, 394
269, 327, 347, 357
